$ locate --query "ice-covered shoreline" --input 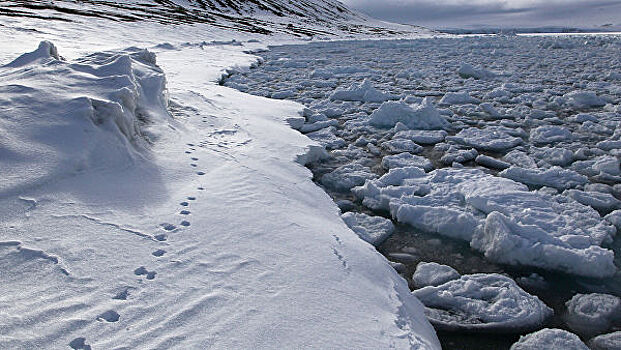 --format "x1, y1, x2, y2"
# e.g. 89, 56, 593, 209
0, 12, 443, 350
